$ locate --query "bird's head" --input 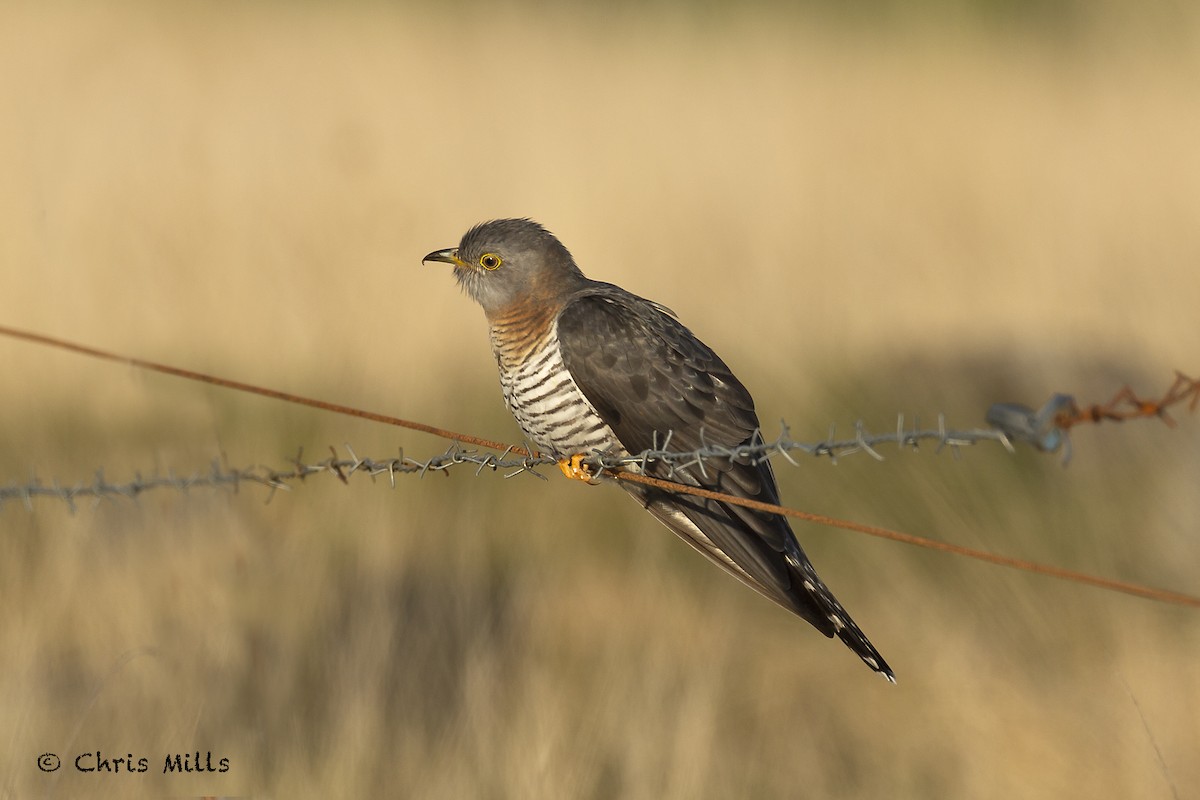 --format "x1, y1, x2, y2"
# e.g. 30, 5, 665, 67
423, 218, 586, 317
